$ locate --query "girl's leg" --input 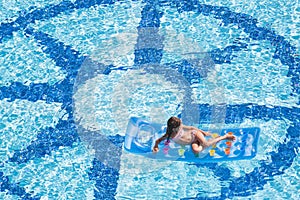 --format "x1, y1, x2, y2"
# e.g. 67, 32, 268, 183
194, 130, 234, 148
191, 141, 204, 154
